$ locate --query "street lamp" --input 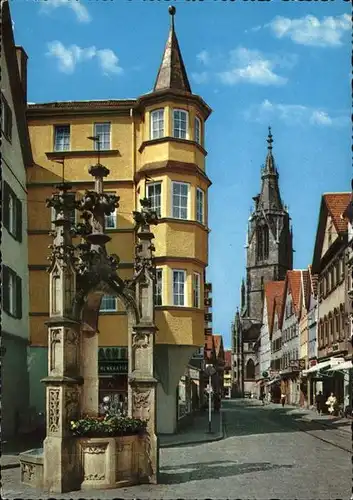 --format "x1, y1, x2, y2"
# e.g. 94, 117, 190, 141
205, 364, 216, 433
